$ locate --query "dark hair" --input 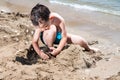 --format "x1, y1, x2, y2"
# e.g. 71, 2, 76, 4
30, 4, 50, 26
